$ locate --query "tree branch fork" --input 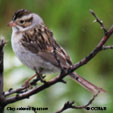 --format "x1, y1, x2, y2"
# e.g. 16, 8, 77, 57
0, 10, 113, 113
